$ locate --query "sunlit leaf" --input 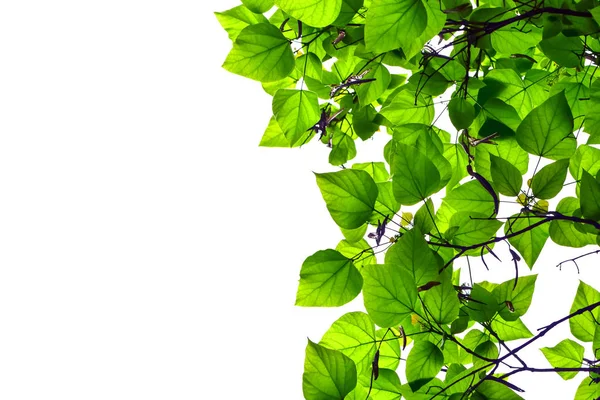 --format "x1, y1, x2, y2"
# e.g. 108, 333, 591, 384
541, 339, 584, 380
303, 339, 357, 399
316, 169, 378, 229
215, 5, 269, 41
364, 0, 428, 53
362, 264, 418, 328
296, 249, 363, 307
406, 341, 444, 392
570, 280, 600, 342
242, 0, 274, 13
505, 214, 550, 269
223, 23, 294, 82
490, 154, 522, 197
516, 91, 576, 160
320, 312, 376, 375
273, 89, 320, 145
275, 0, 343, 28
531, 159, 570, 199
